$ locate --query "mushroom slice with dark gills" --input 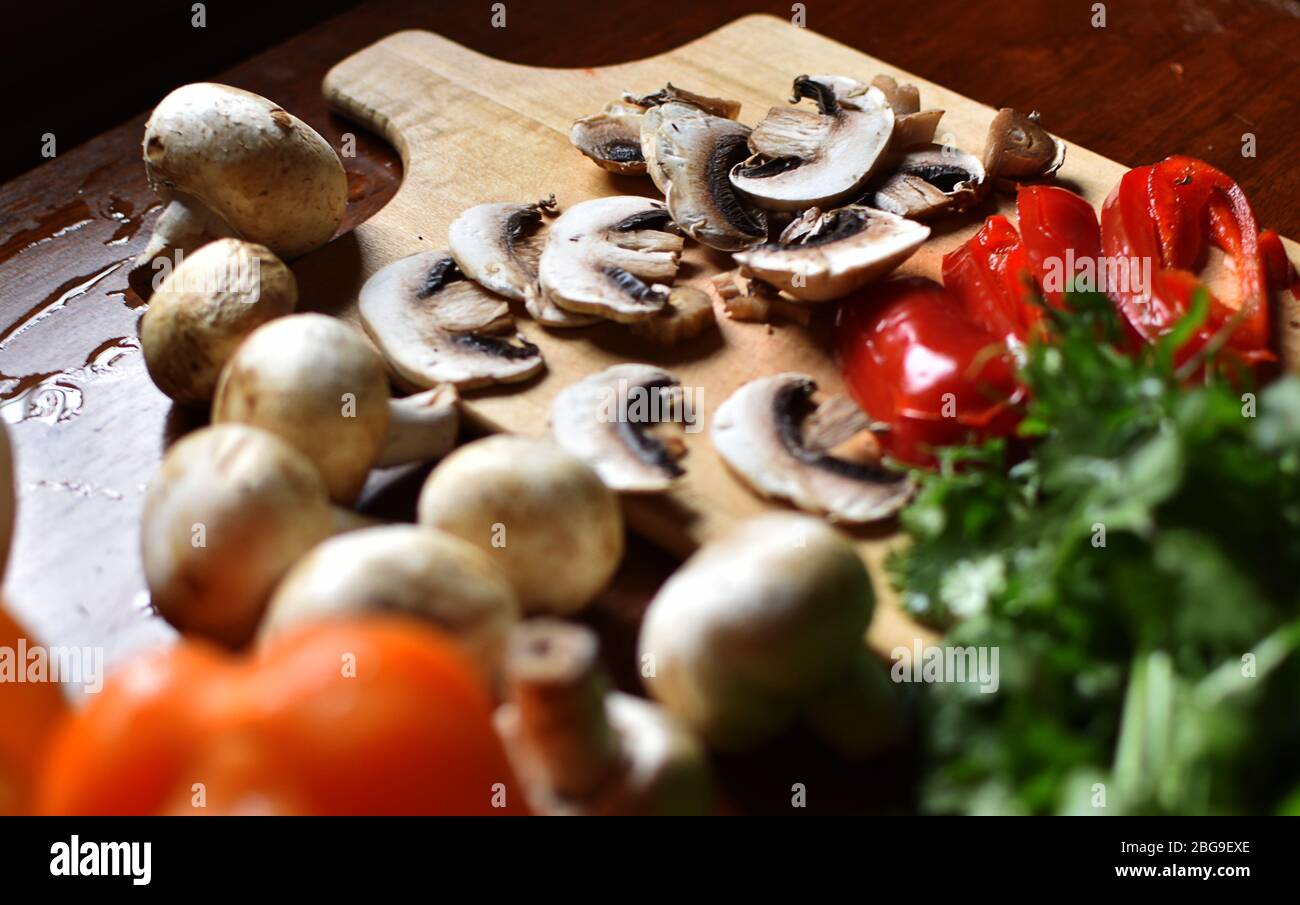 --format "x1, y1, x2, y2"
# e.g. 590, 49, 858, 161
359, 250, 544, 390
539, 196, 684, 323
729, 75, 895, 212
711, 373, 913, 523
445, 196, 595, 328
732, 206, 929, 302
550, 364, 695, 492
571, 102, 650, 175
640, 102, 767, 251
623, 83, 742, 120
868, 143, 987, 219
